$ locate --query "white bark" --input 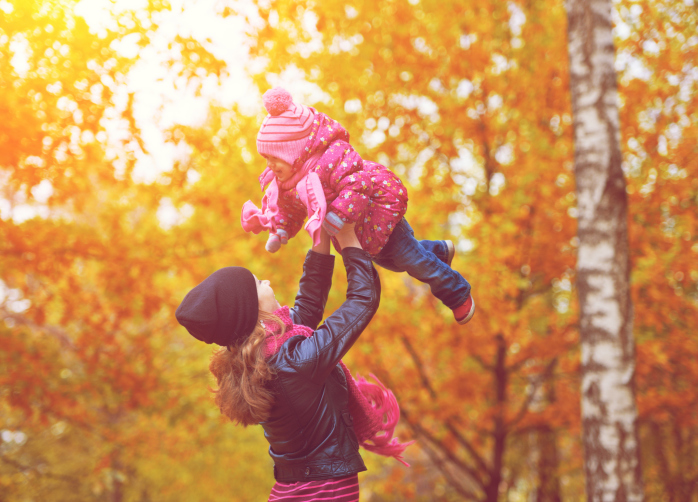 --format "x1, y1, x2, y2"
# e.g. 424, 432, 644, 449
566, 0, 644, 501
